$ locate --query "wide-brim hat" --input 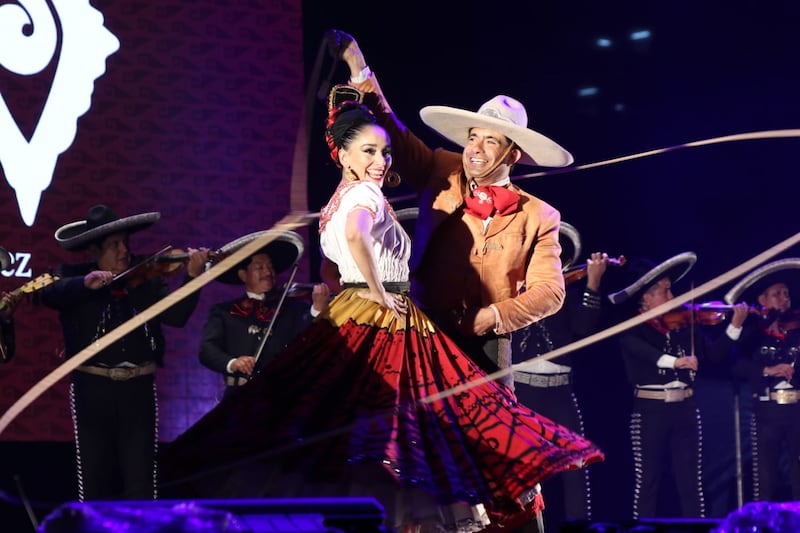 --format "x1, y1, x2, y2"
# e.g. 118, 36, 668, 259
559, 221, 582, 271
216, 229, 305, 285
608, 251, 697, 305
0, 247, 10, 270
419, 95, 574, 168
55, 205, 160, 251
394, 207, 419, 237
724, 257, 800, 305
